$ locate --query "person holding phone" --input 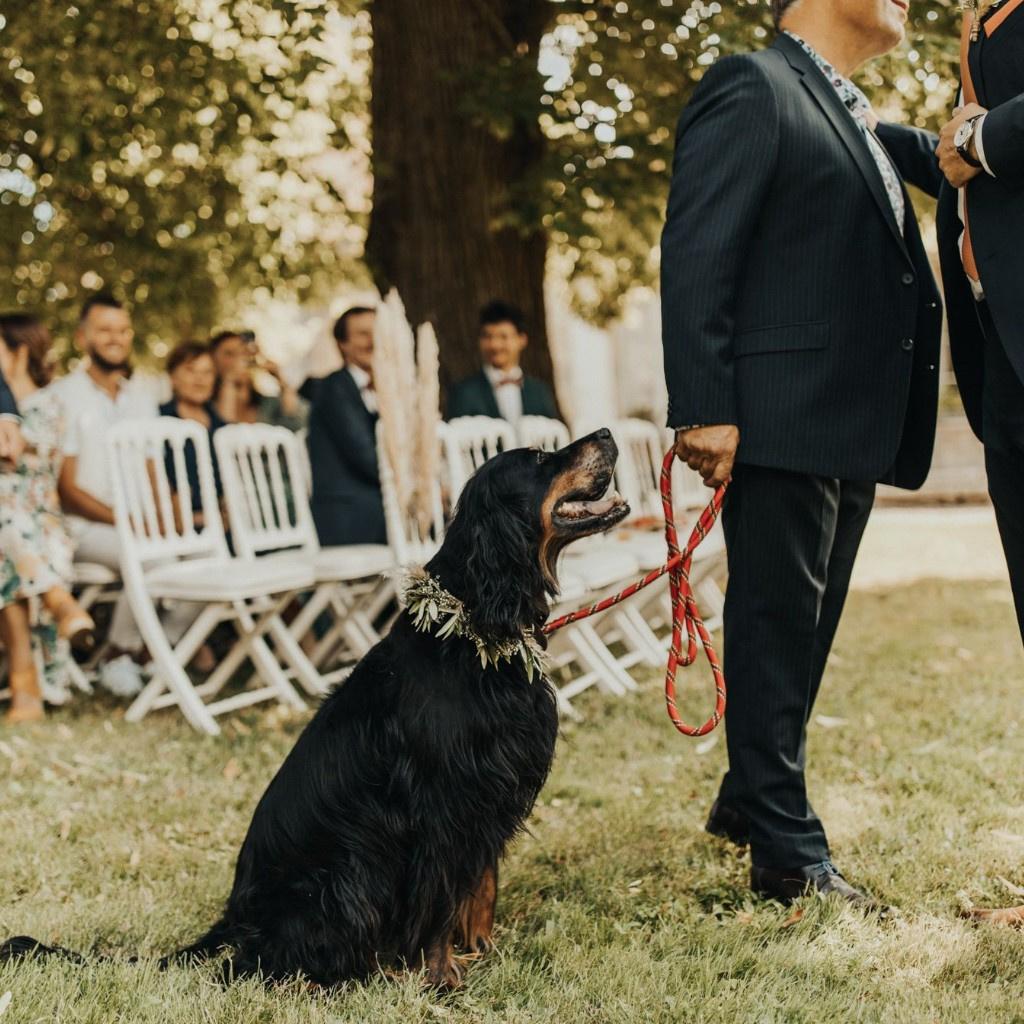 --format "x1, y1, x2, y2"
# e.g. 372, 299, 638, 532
209, 330, 308, 432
